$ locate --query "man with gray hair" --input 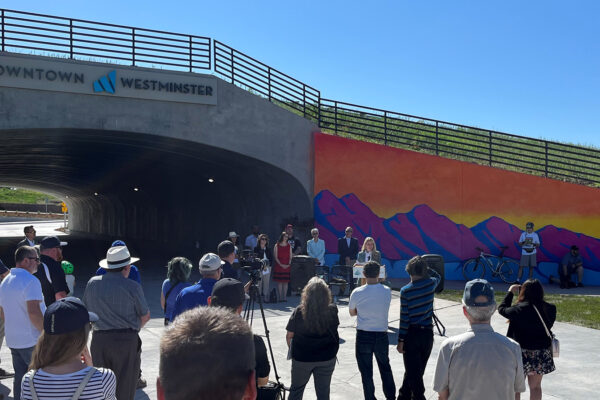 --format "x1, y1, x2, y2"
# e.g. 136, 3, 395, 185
432, 279, 525, 400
